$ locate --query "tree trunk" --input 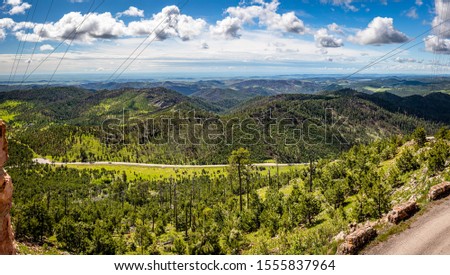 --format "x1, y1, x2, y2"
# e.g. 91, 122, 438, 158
309, 159, 313, 193
246, 174, 250, 209
238, 162, 242, 213
276, 157, 280, 189
174, 181, 178, 231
